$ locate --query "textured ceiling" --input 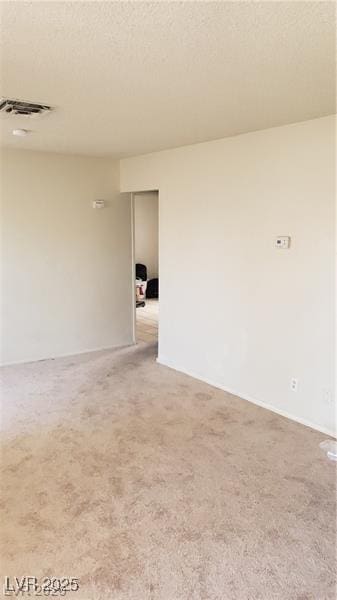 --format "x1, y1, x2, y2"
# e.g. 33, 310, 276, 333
0, 1, 335, 157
